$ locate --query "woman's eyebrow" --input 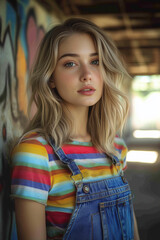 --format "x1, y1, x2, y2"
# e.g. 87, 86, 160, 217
58, 52, 98, 61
